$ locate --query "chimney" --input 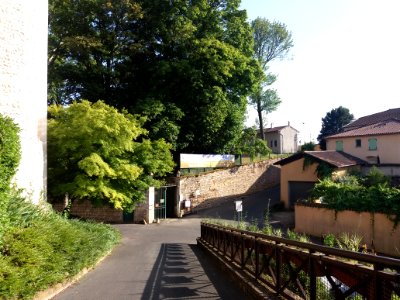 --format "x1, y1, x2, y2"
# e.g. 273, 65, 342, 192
288, 121, 290, 126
